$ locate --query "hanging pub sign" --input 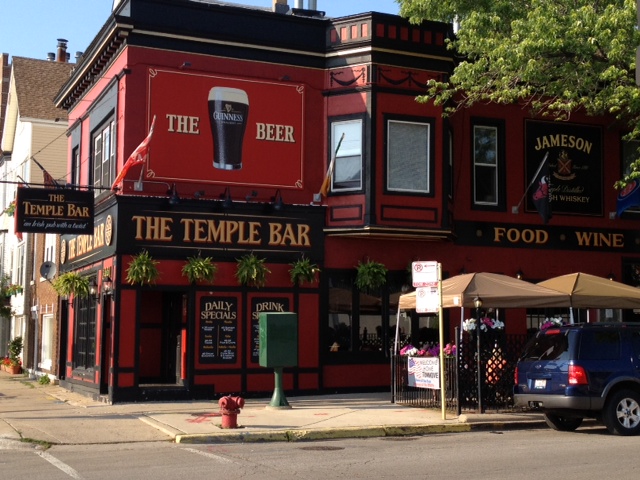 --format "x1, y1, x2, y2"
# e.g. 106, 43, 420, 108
15, 187, 94, 234
525, 120, 603, 217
